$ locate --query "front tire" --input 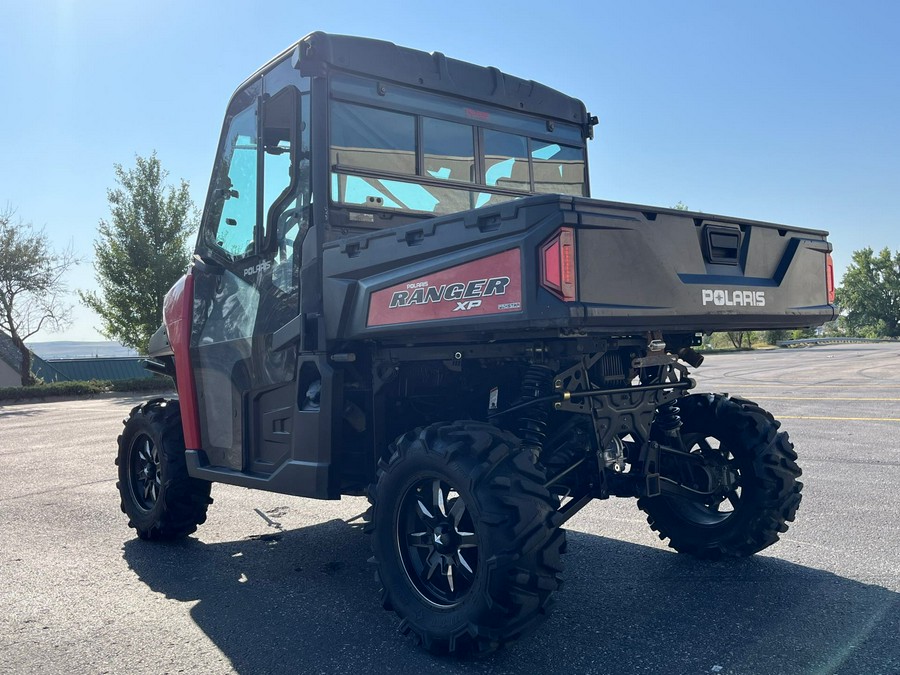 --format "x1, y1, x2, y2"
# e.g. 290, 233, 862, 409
638, 394, 802, 559
116, 398, 212, 540
367, 422, 565, 655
